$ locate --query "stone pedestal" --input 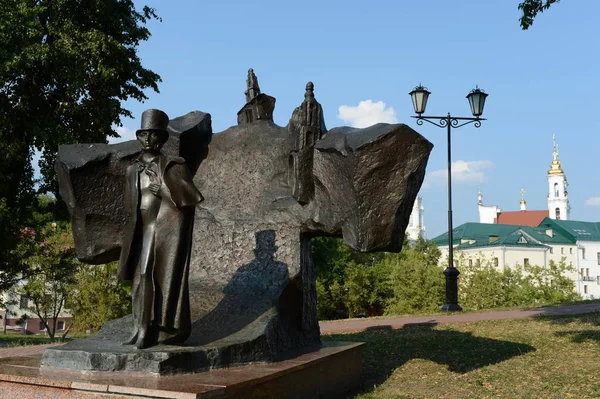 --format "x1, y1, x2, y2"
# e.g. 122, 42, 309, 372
1, 342, 363, 399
